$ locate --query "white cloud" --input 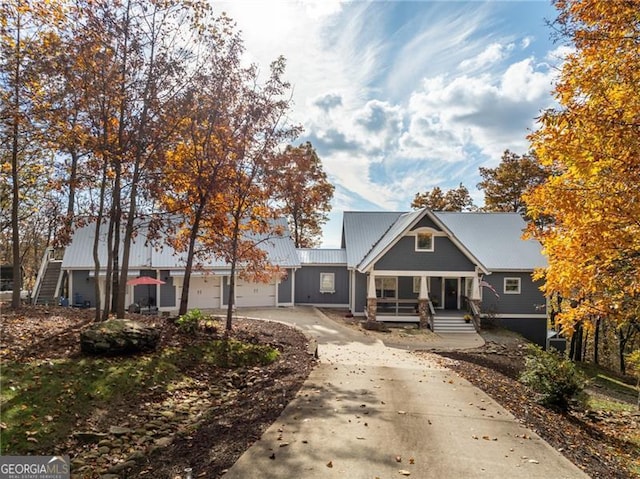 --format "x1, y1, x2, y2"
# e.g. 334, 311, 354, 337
322, 151, 398, 210
546, 44, 575, 62
353, 100, 403, 155
210, 1, 562, 247
459, 42, 513, 70
302, 0, 343, 19
500, 58, 554, 102
399, 57, 556, 161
